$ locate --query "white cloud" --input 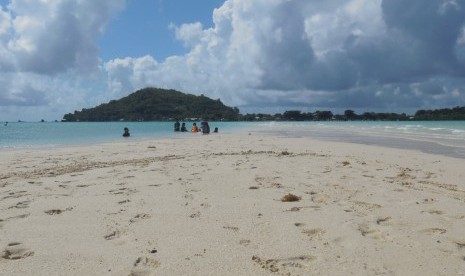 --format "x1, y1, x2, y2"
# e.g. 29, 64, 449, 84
96, 0, 465, 114
172, 22, 204, 48
0, 0, 125, 75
